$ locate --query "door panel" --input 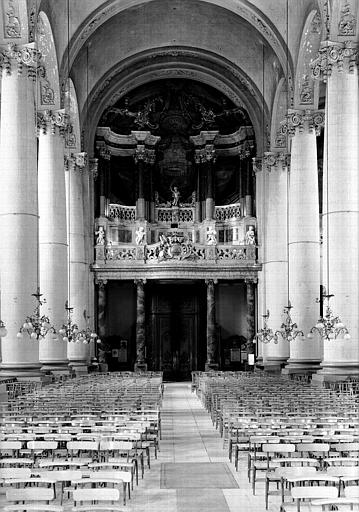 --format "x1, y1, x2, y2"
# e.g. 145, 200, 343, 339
150, 284, 200, 380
